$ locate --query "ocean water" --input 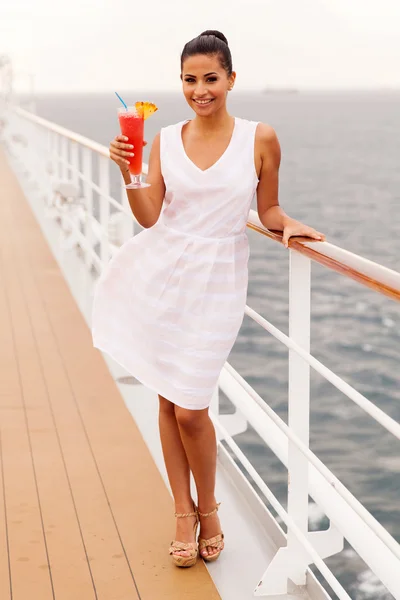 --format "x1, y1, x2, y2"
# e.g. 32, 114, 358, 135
32, 91, 400, 599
